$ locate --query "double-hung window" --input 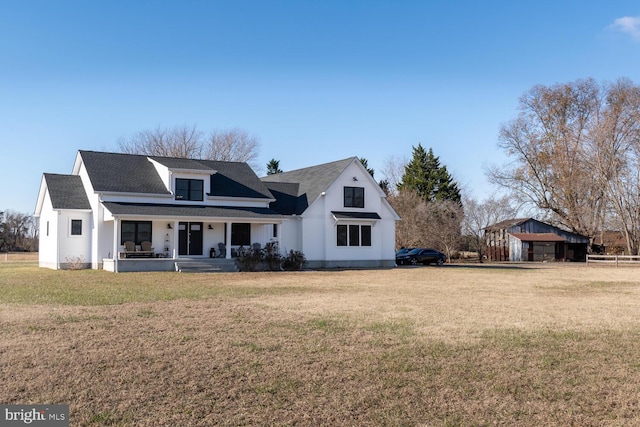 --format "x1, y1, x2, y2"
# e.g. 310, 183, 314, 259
175, 179, 204, 201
